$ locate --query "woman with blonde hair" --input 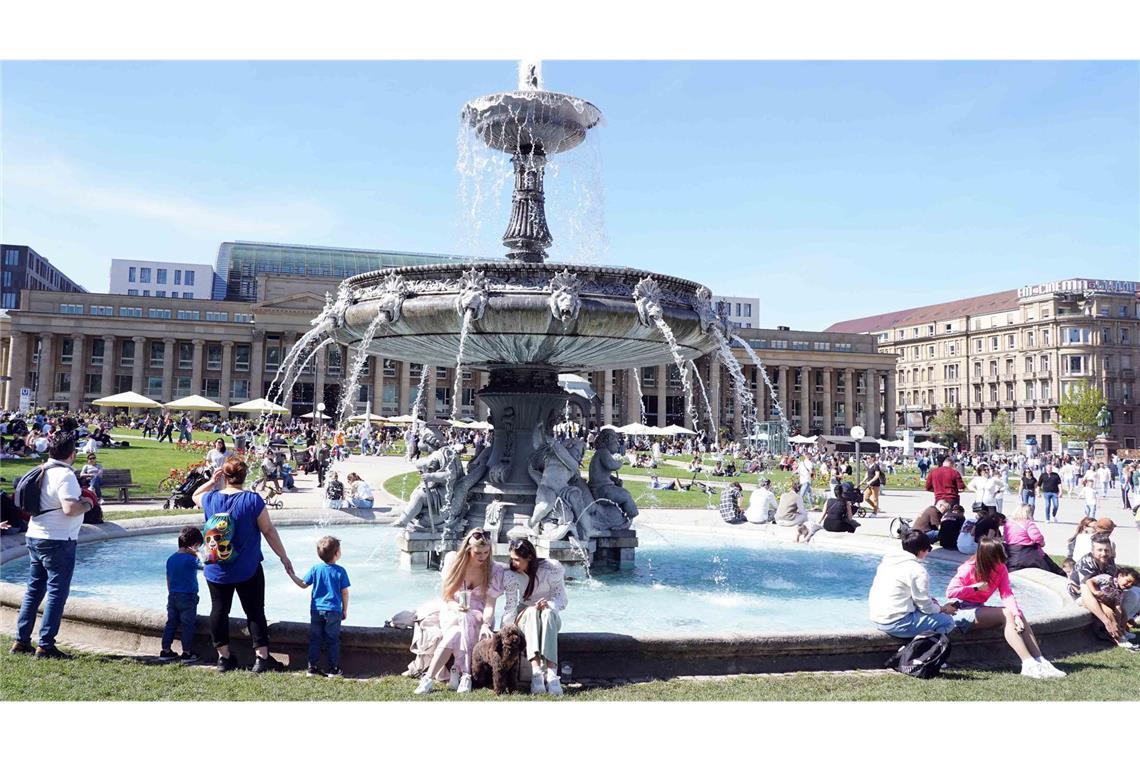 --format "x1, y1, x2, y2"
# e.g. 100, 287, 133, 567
414, 528, 507, 695
1003, 503, 1065, 575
